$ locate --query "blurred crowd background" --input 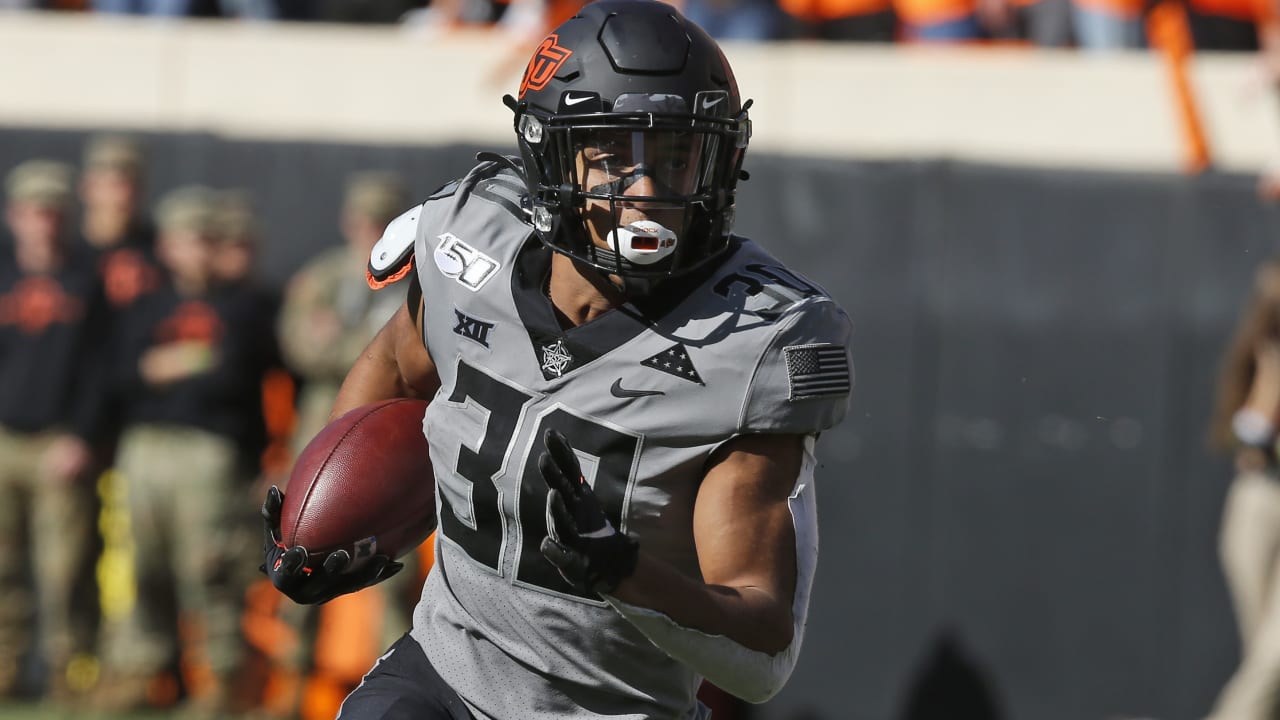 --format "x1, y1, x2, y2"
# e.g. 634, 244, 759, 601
0, 0, 1276, 51
2, 0, 1280, 719
0, 133, 440, 720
